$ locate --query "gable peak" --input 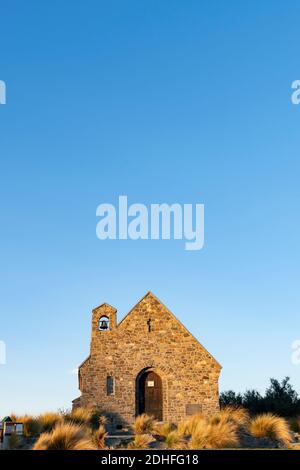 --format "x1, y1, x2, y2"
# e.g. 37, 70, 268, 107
92, 302, 117, 313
